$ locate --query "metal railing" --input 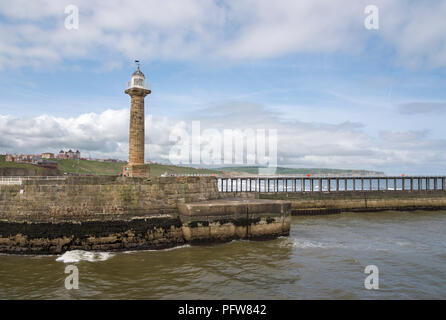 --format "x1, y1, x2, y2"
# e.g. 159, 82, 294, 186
218, 176, 446, 193
0, 176, 67, 185
126, 81, 150, 90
